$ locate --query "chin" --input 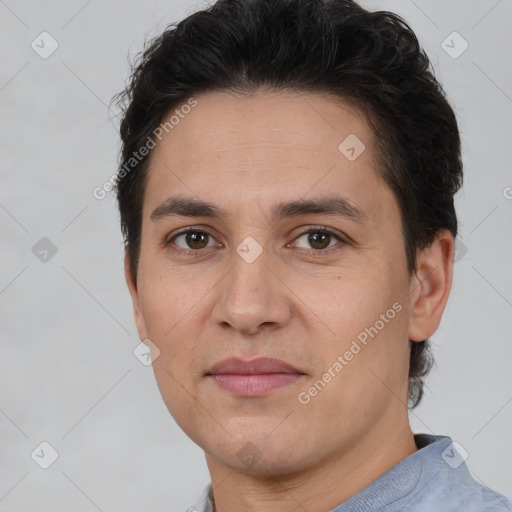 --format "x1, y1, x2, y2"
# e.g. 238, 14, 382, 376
202, 428, 316, 476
